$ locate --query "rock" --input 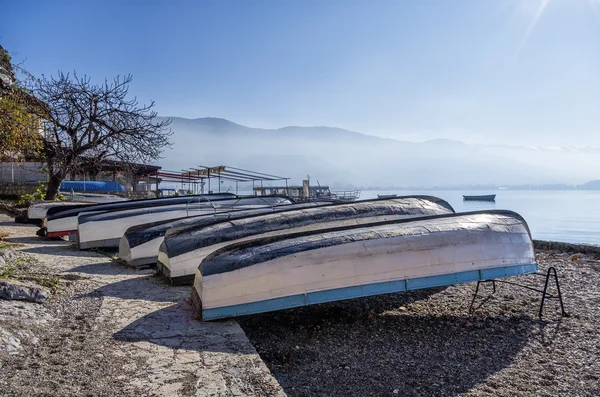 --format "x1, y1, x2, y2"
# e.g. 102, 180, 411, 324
398, 306, 408, 312
0, 249, 18, 261
0, 329, 22, 355
393, 389, 399, 394
0, 280, 49, 303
